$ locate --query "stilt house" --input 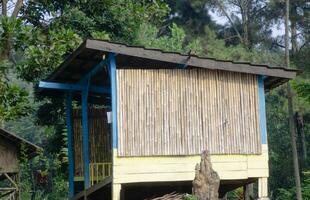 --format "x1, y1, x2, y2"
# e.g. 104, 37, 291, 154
0, 128, 41, 200
38, 39, 298, 200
